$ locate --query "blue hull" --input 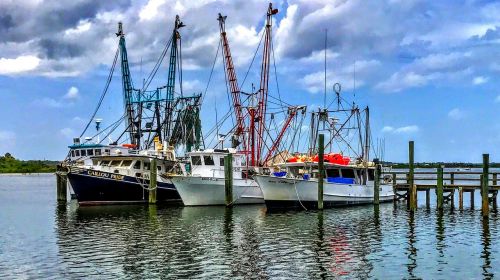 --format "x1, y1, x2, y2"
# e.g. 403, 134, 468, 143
67, 170, 180, 205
